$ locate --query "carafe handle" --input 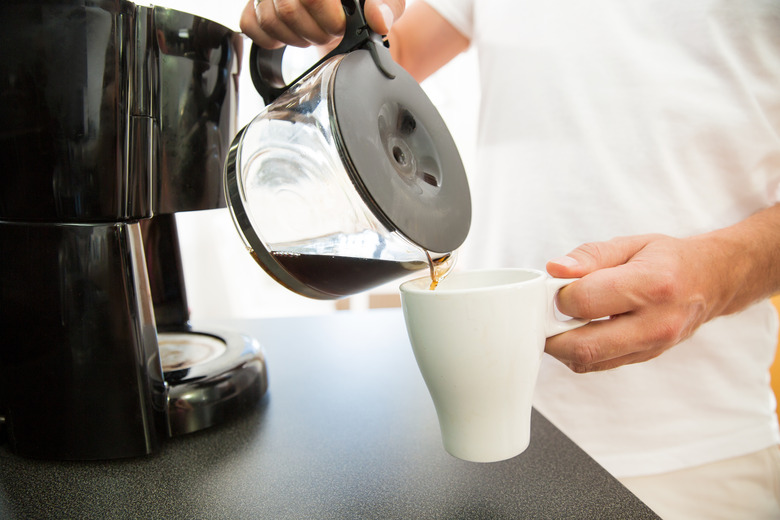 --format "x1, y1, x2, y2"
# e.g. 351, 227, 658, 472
249, 0, 394, 105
